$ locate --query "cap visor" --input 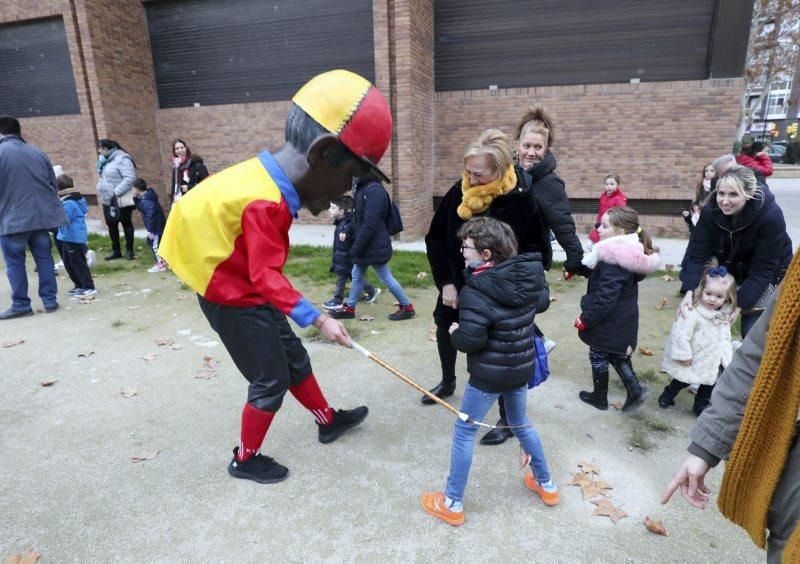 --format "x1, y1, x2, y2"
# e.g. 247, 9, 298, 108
360, 156, 391, 184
